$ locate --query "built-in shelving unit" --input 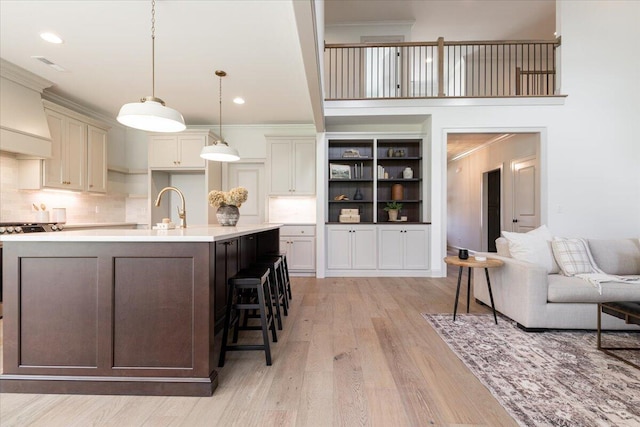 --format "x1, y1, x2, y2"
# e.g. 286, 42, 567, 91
326, 137, 423, 224
327, 139, 375, 223
376, 139, 422, 223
